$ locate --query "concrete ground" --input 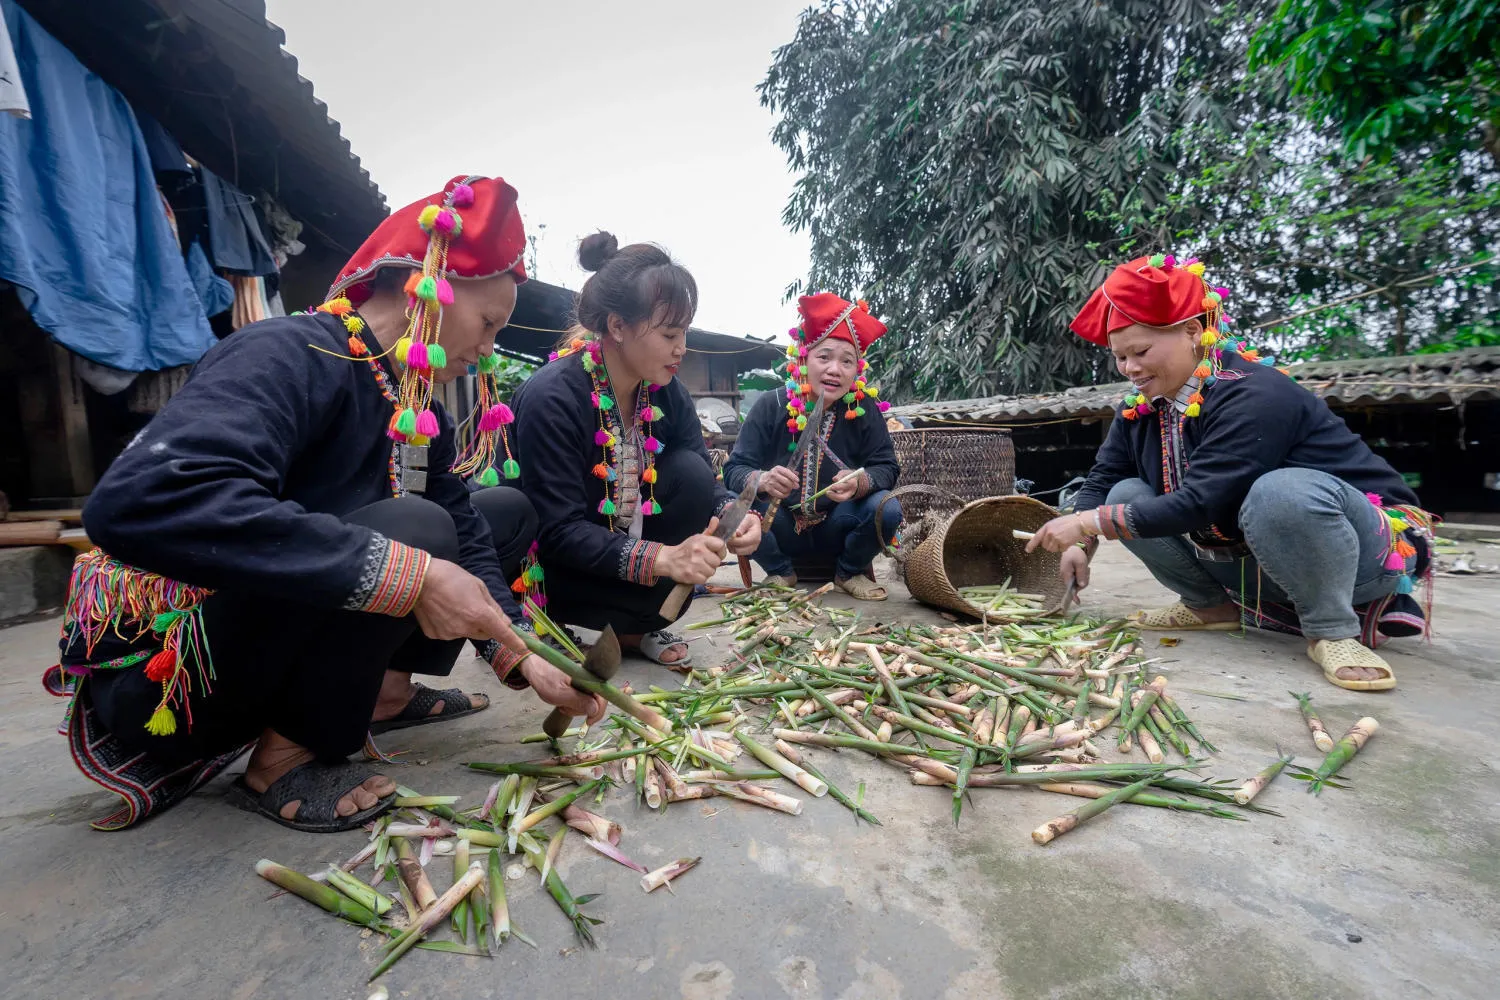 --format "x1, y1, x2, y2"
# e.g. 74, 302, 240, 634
1, 543, 1498, 1000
